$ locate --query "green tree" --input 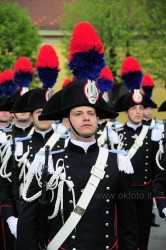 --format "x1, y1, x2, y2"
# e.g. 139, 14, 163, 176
61, 0, 166, 86
0, 0, 41, 72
